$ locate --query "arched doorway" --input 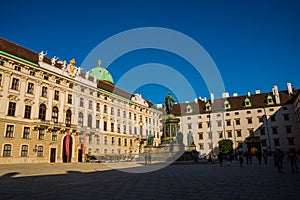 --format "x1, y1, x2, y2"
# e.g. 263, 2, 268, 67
63, 134, 73, 163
